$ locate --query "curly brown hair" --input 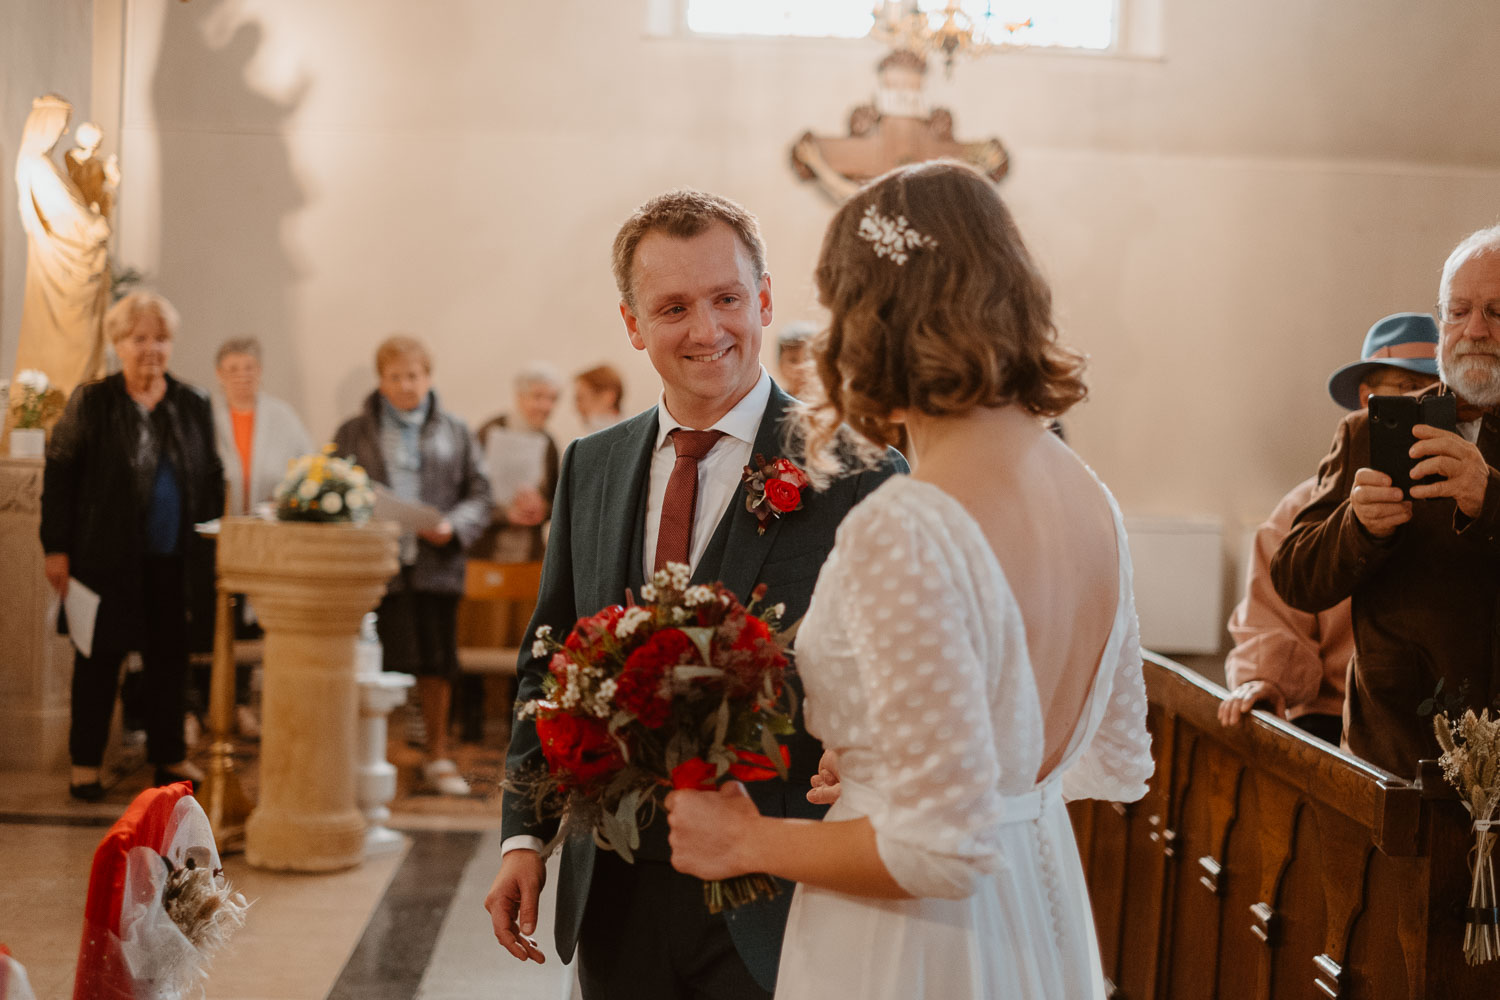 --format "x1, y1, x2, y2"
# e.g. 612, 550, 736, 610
807, 160, 1086, 459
